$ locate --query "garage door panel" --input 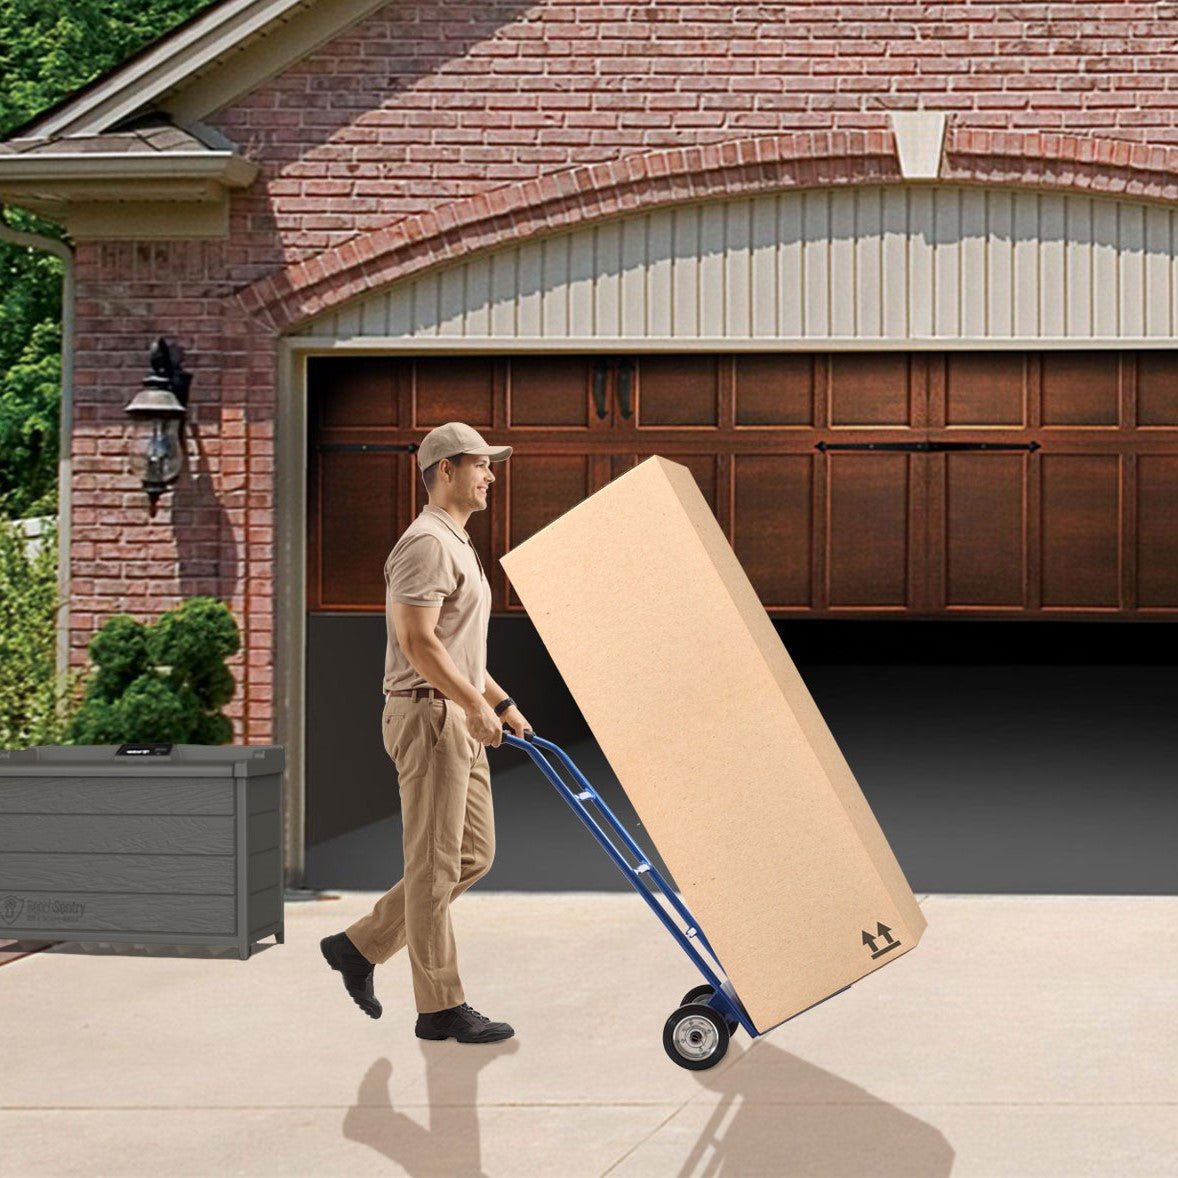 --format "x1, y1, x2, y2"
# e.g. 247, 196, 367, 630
942, 353, 1027, 427
509, 357, 591, 427
506, 454, 592, 609
316, 452, 406, 608
1136, 455, 1178, 607
734, 354, 814, 426
944, 453, 1027, 607
1041, 352, 1120, 428
1041, 454, 1122, 607
829, 353, 914, 428
619, 452, 719, 515
637, 356, 719, 427
734, 454, 812, 607
827, 453, 911, 607
609, 453, 638, 484
414, 359, 495, 429
311, 358, 402, 428
1136, 354, 1178, 427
